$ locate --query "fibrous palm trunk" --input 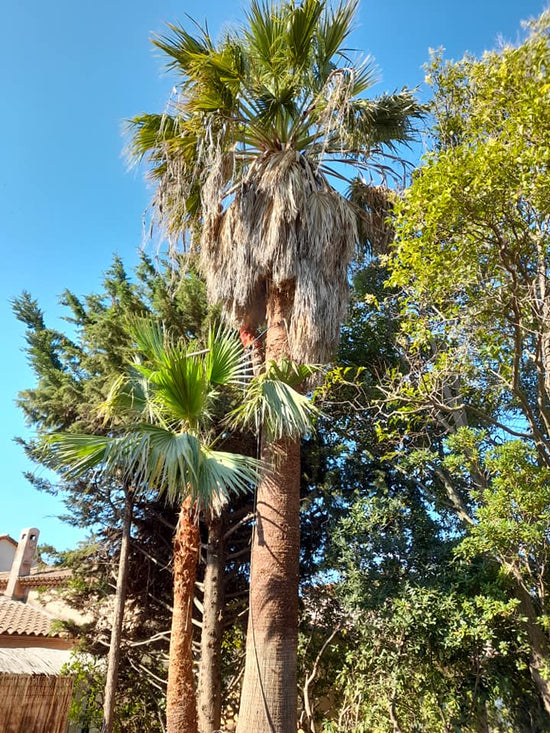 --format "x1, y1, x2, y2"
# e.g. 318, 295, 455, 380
197, 514, 225, 733
101, 486, 133, 733
166, 497, 200, 733
237, 284, 301, 733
